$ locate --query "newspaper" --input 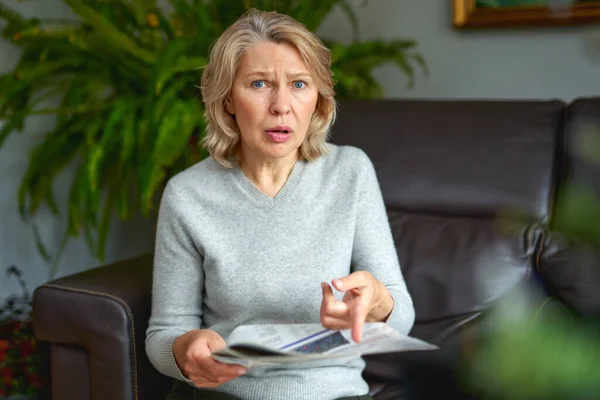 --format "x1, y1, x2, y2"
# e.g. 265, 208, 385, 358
212, 322, 437, 368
